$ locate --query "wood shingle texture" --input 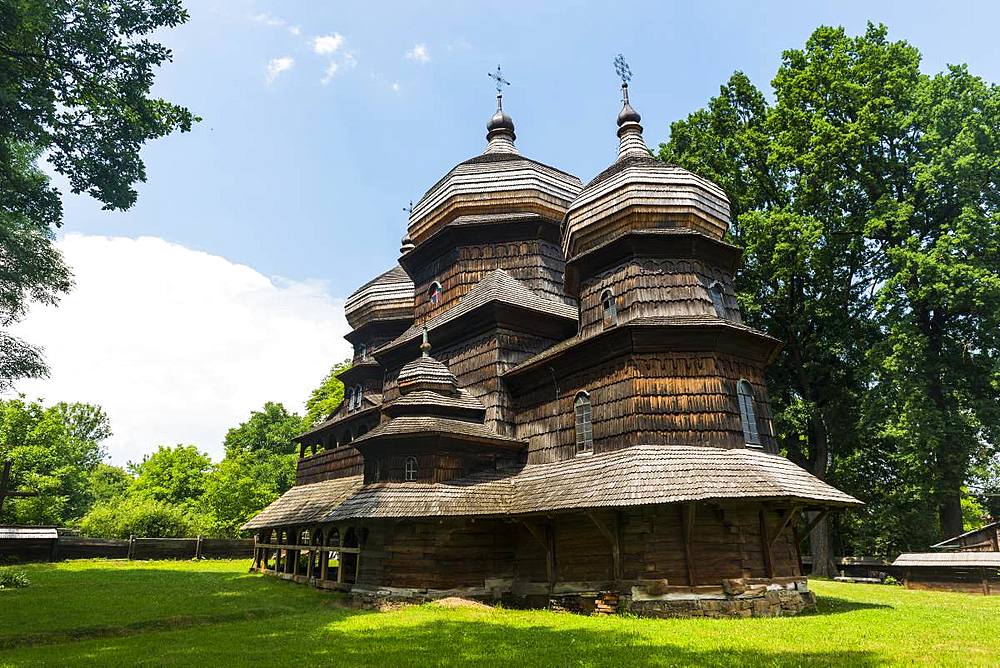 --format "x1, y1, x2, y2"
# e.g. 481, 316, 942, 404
406, 122, 582, 246
246, 443, 859, 529
562, 101, 731, 261
344, 265, 414, 329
